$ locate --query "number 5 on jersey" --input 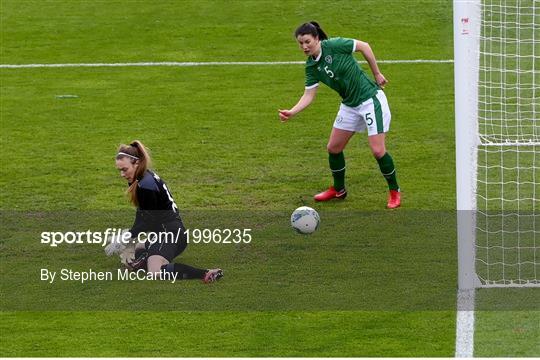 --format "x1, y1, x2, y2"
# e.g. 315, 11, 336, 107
324, 65, 334, 78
